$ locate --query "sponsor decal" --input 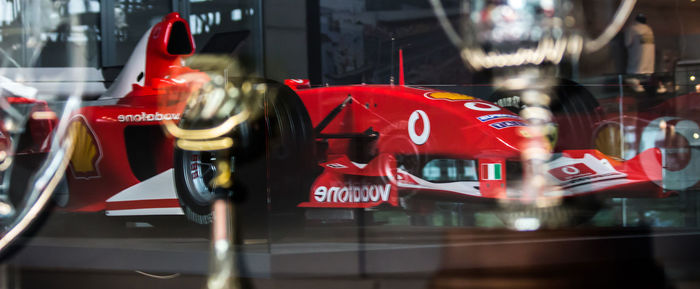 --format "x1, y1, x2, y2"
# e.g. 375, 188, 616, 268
284, 79, 311, 89
117, 112, 180, 122
490, 120, 527, 129
408, 110, 430, 145
313, 184, 392, 203
481, 163, 502, 180
477, 114, 521, 122
549, 163, 596, 181
424, 91, 475, 101
464, 102, 501, 111
300, 156, 400, 208
546, 153, 629, 192
69, 115, 102, 179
